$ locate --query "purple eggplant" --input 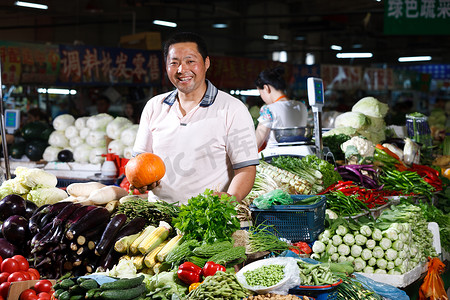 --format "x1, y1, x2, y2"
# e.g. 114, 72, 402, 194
2, 215, 29, 245
0, 238, 19, 258
66, 206, 111, 240
64, 205, 97, 230
28, 204, 50, 234
94, 213, 127, 256
24, 200, 39, 219
0, 194, 26, 221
